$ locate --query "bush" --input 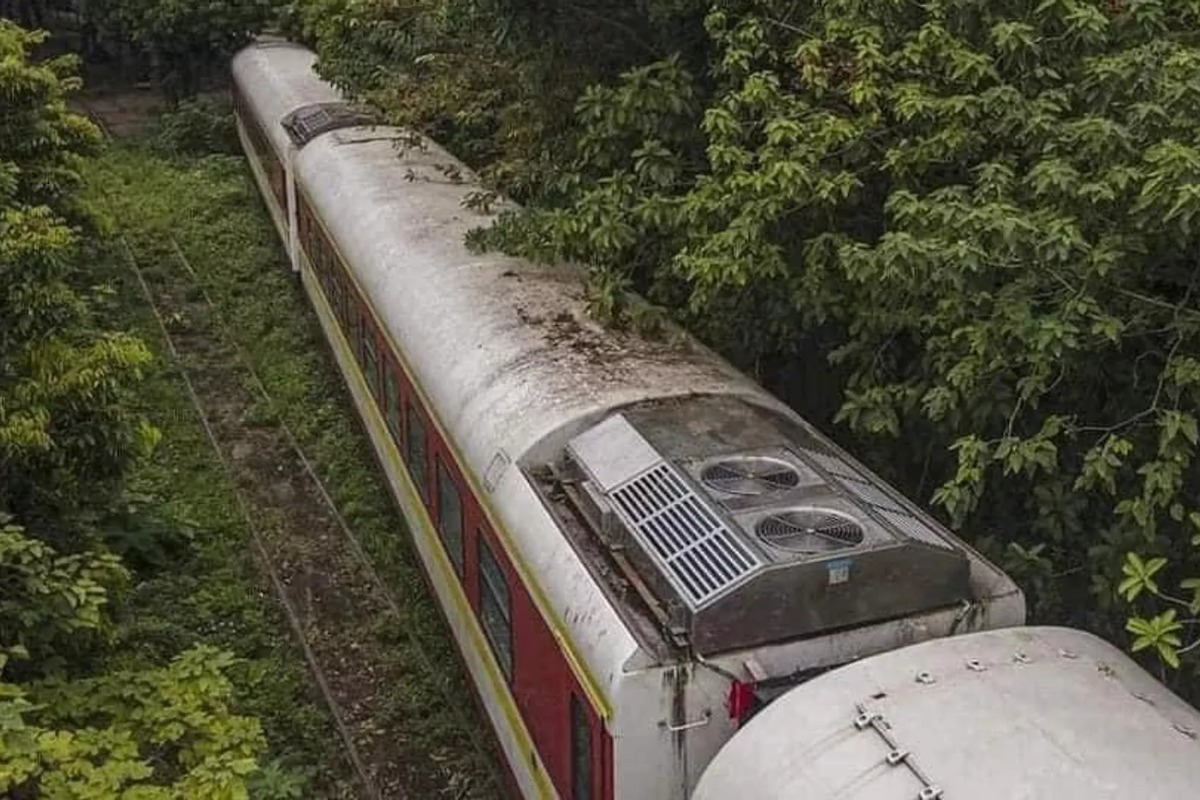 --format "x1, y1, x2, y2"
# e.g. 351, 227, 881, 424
150, 97, 240, 157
